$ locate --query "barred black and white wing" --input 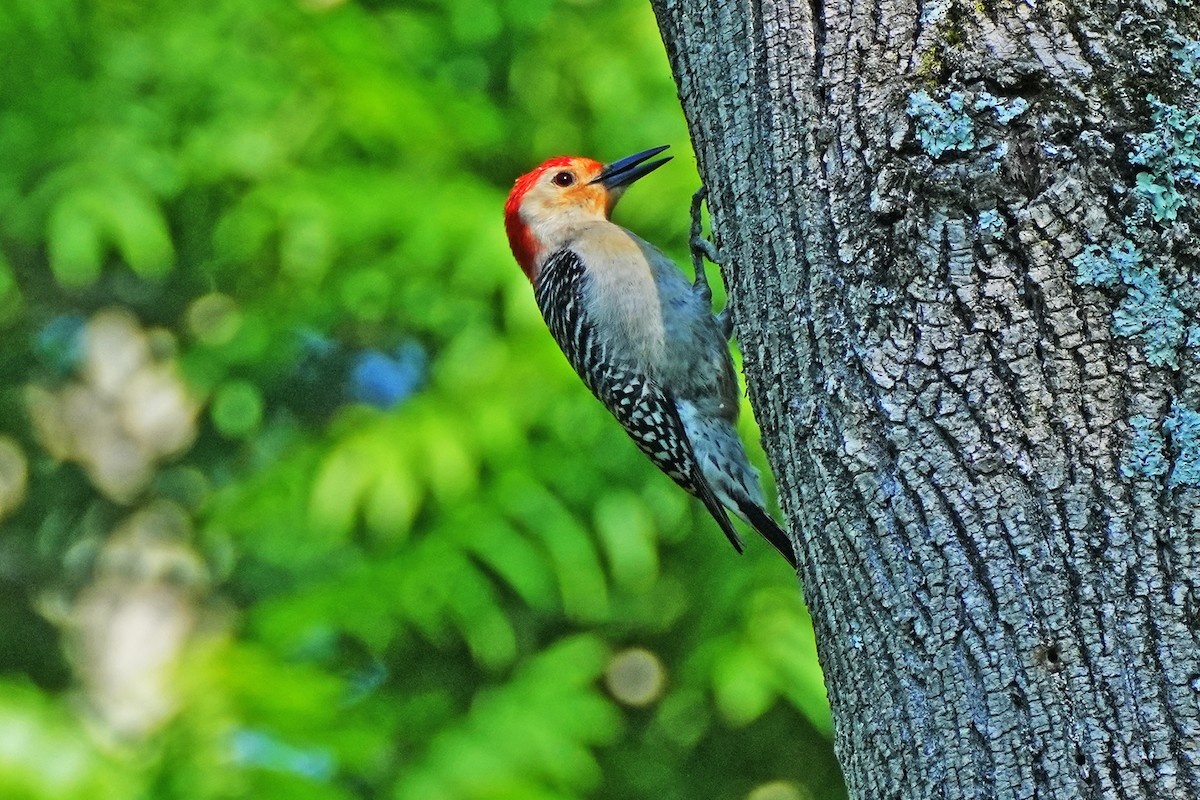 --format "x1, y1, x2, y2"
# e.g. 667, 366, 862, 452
534, 248, 746, 555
